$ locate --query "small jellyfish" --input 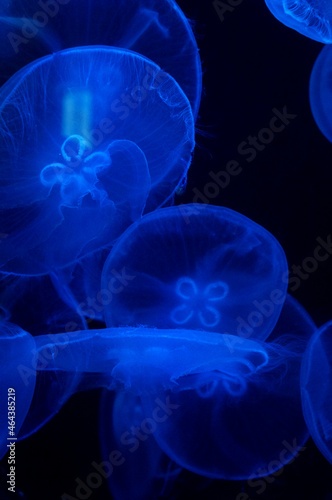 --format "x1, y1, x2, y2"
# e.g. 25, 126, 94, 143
301, 320, 332, 465
22, 322, 308, 482
264, 0, 332, 43
0, 46, 194, 275
102, 204, 288, 340
310, 44, 332, 144
0, 0, 202, 116
0, 322, 36, 459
